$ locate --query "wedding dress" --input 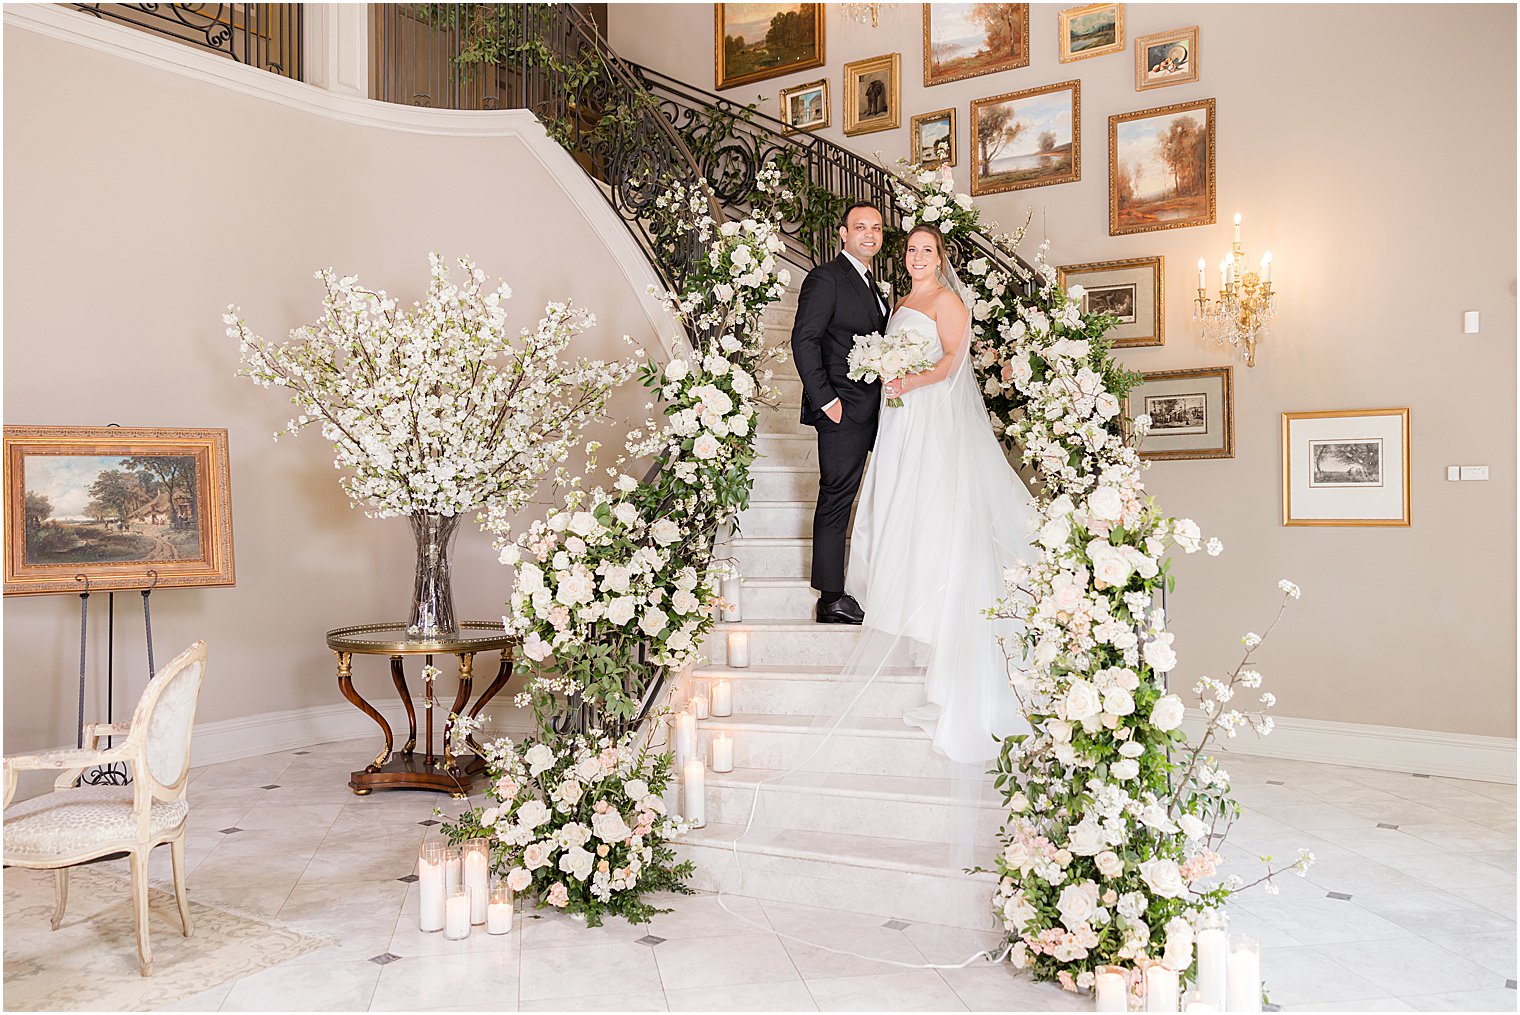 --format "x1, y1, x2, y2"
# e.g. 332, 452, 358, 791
845, 300, 1037, 763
